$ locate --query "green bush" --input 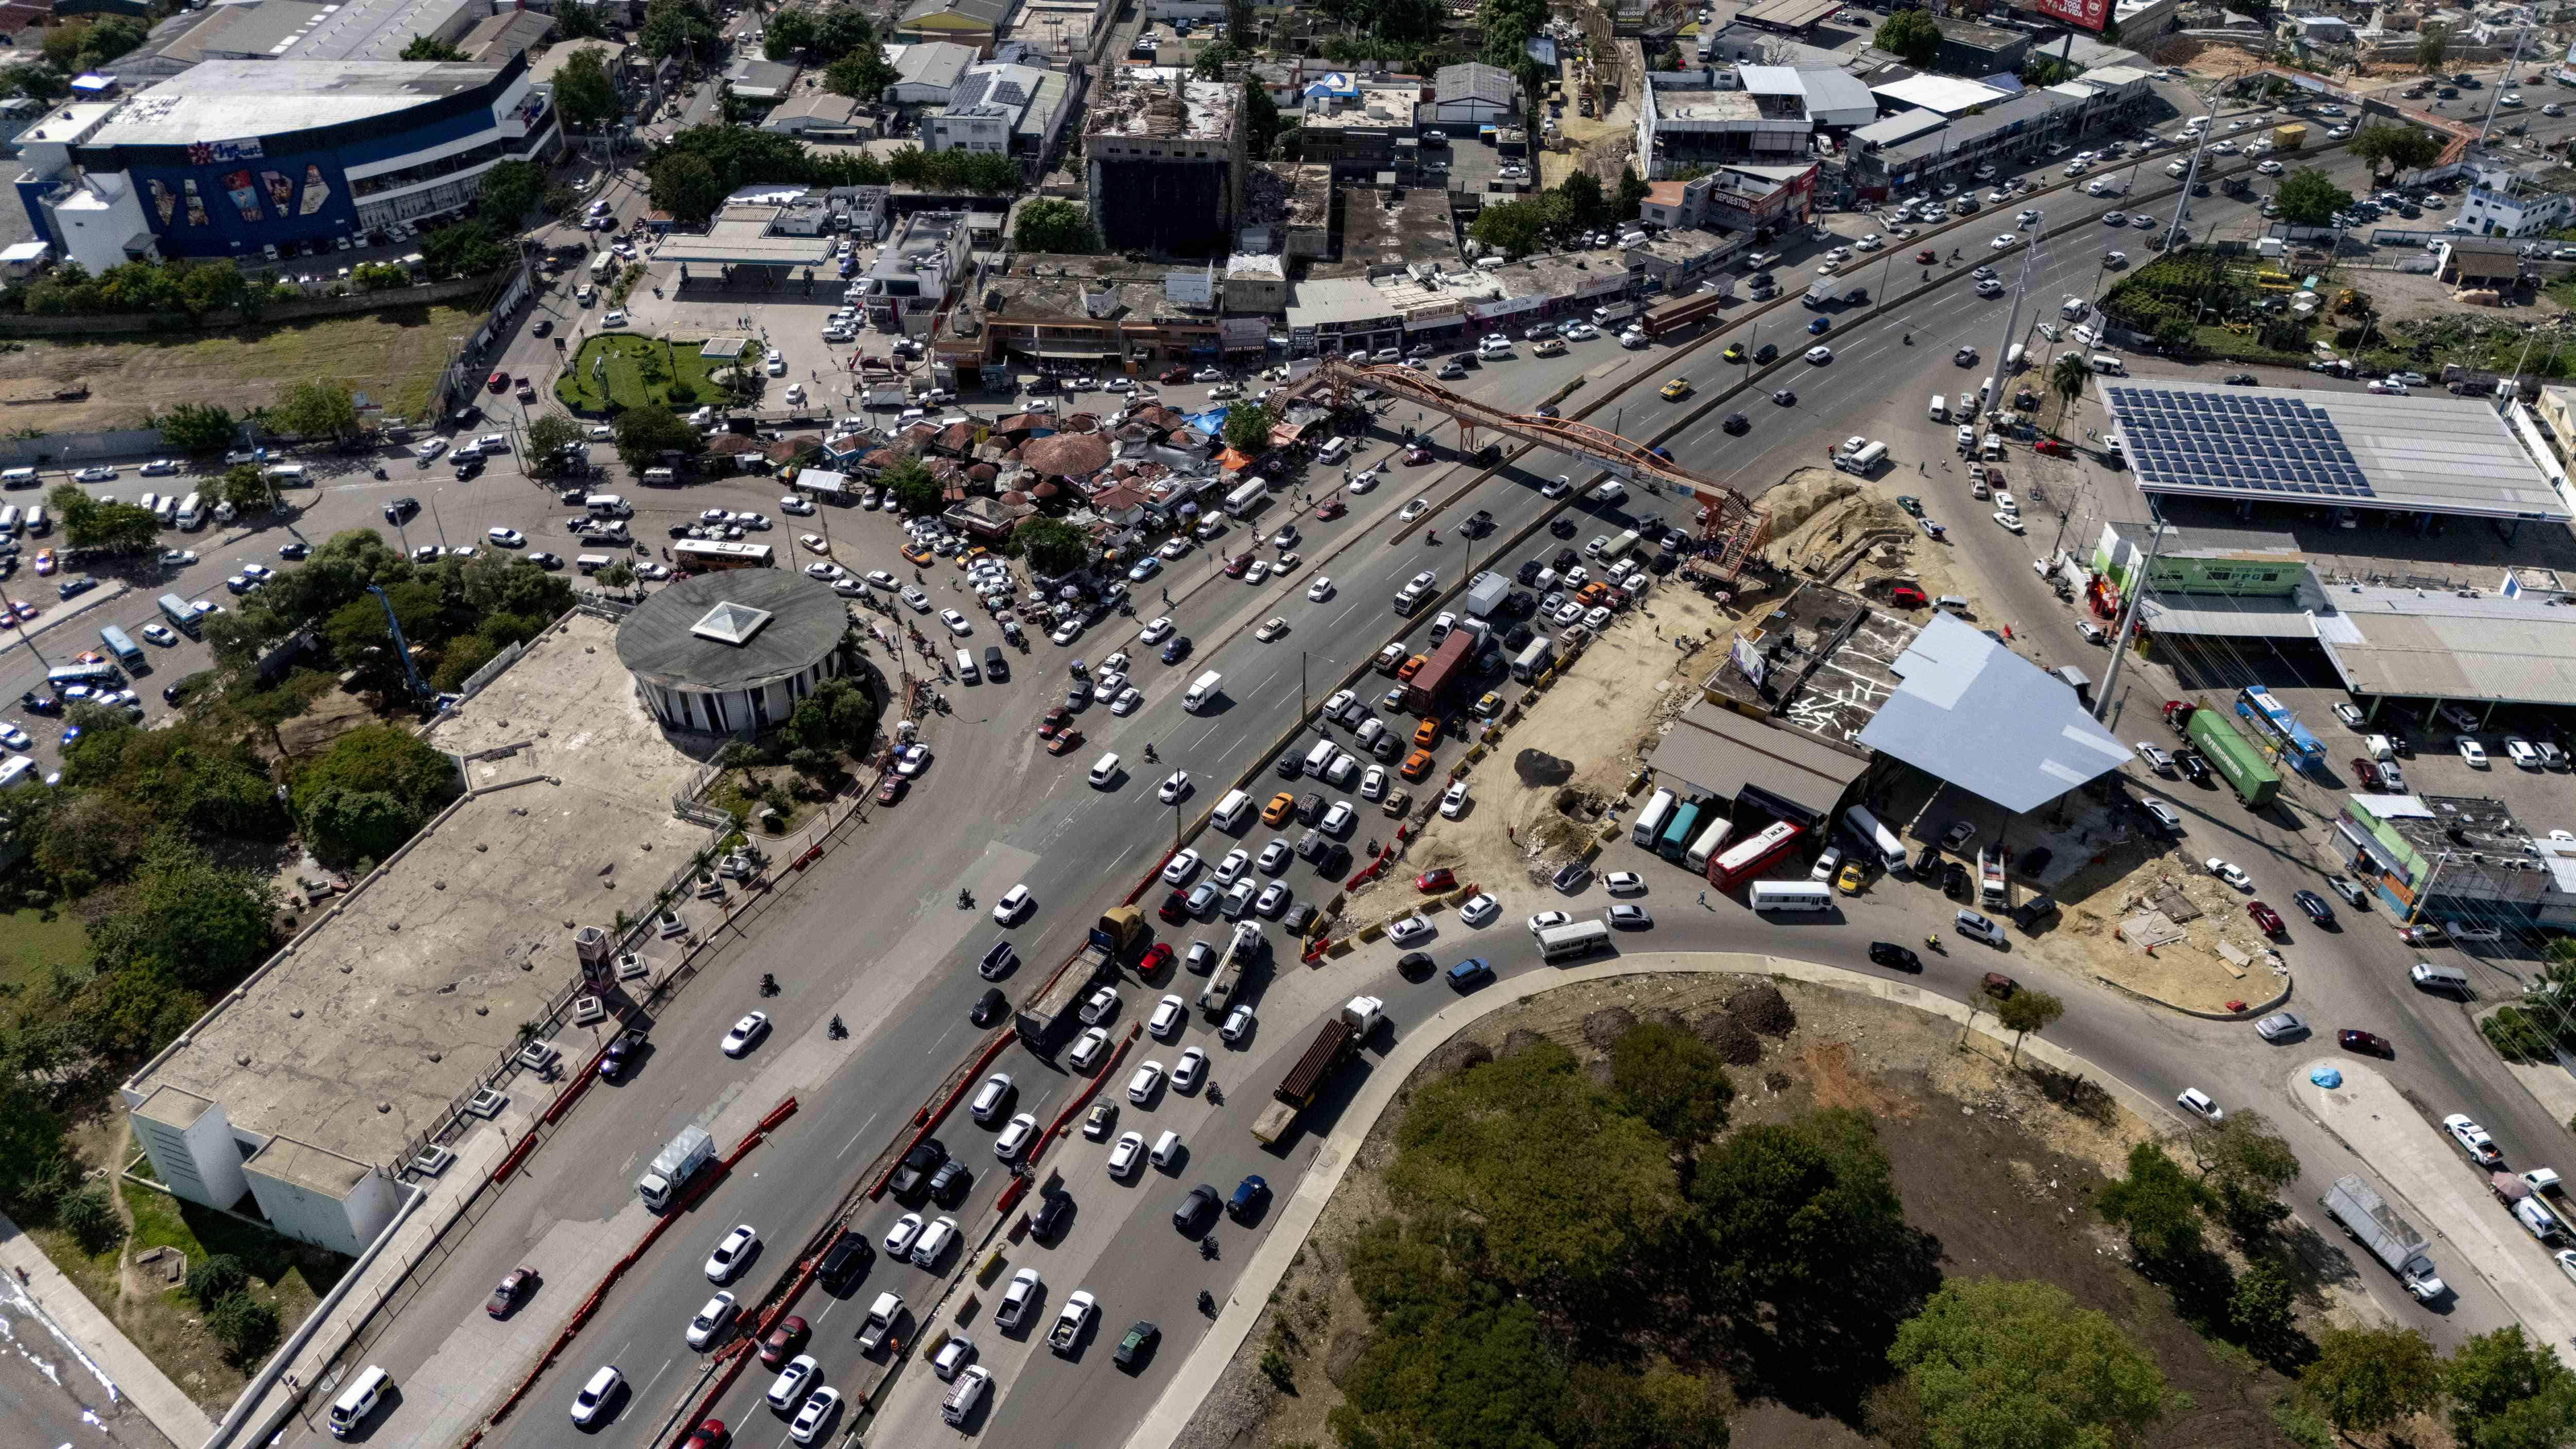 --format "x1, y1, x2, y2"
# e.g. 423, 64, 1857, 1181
207, 1291, 281, 1365
187, 1252, 248, 1307
57, 1186, 124, 1255
2481, 1007, 2558, 1064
